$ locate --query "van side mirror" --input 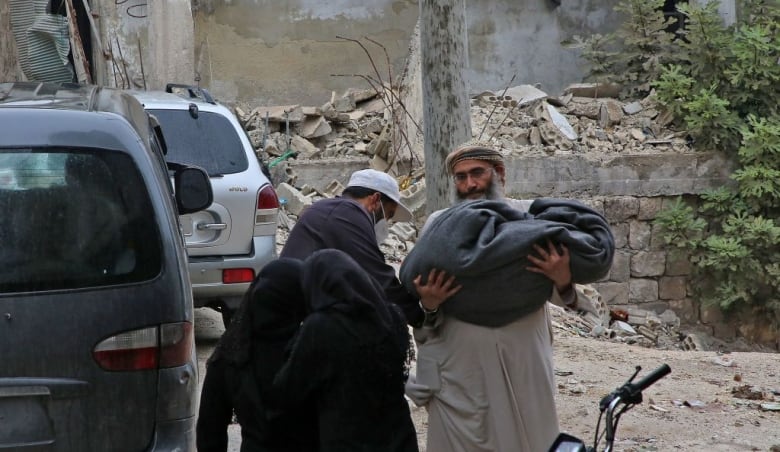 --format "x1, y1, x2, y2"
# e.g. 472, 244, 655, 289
174, 166, 213, 214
